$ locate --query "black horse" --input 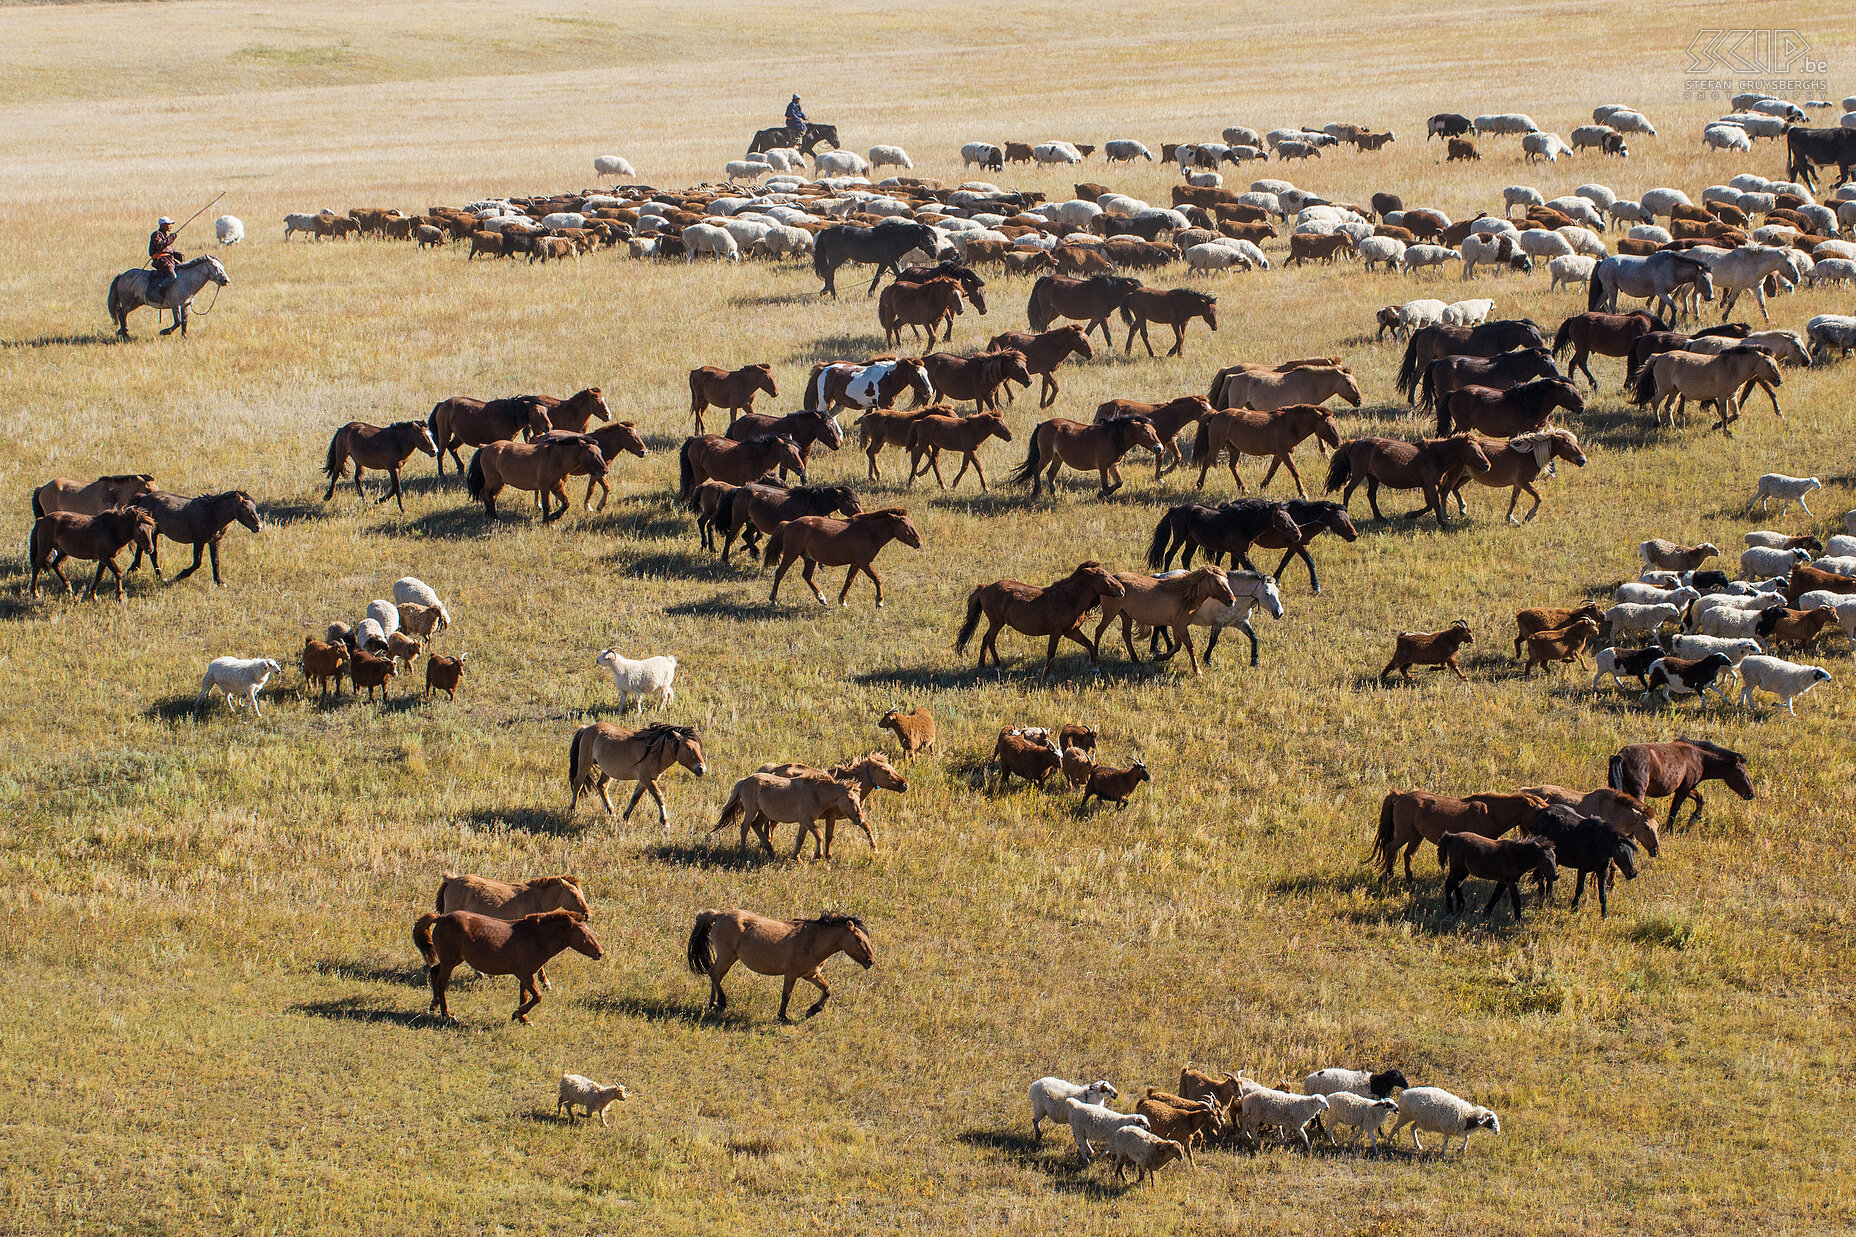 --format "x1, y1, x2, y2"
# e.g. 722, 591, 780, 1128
748, 123, 839, 157
1145, 501, 1302, 573
127, 489, 263, 586
1527, 806, 1639, 918
895, 262, 988, 315
1248, 499, 1358, 595
815, 221, 944, 297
